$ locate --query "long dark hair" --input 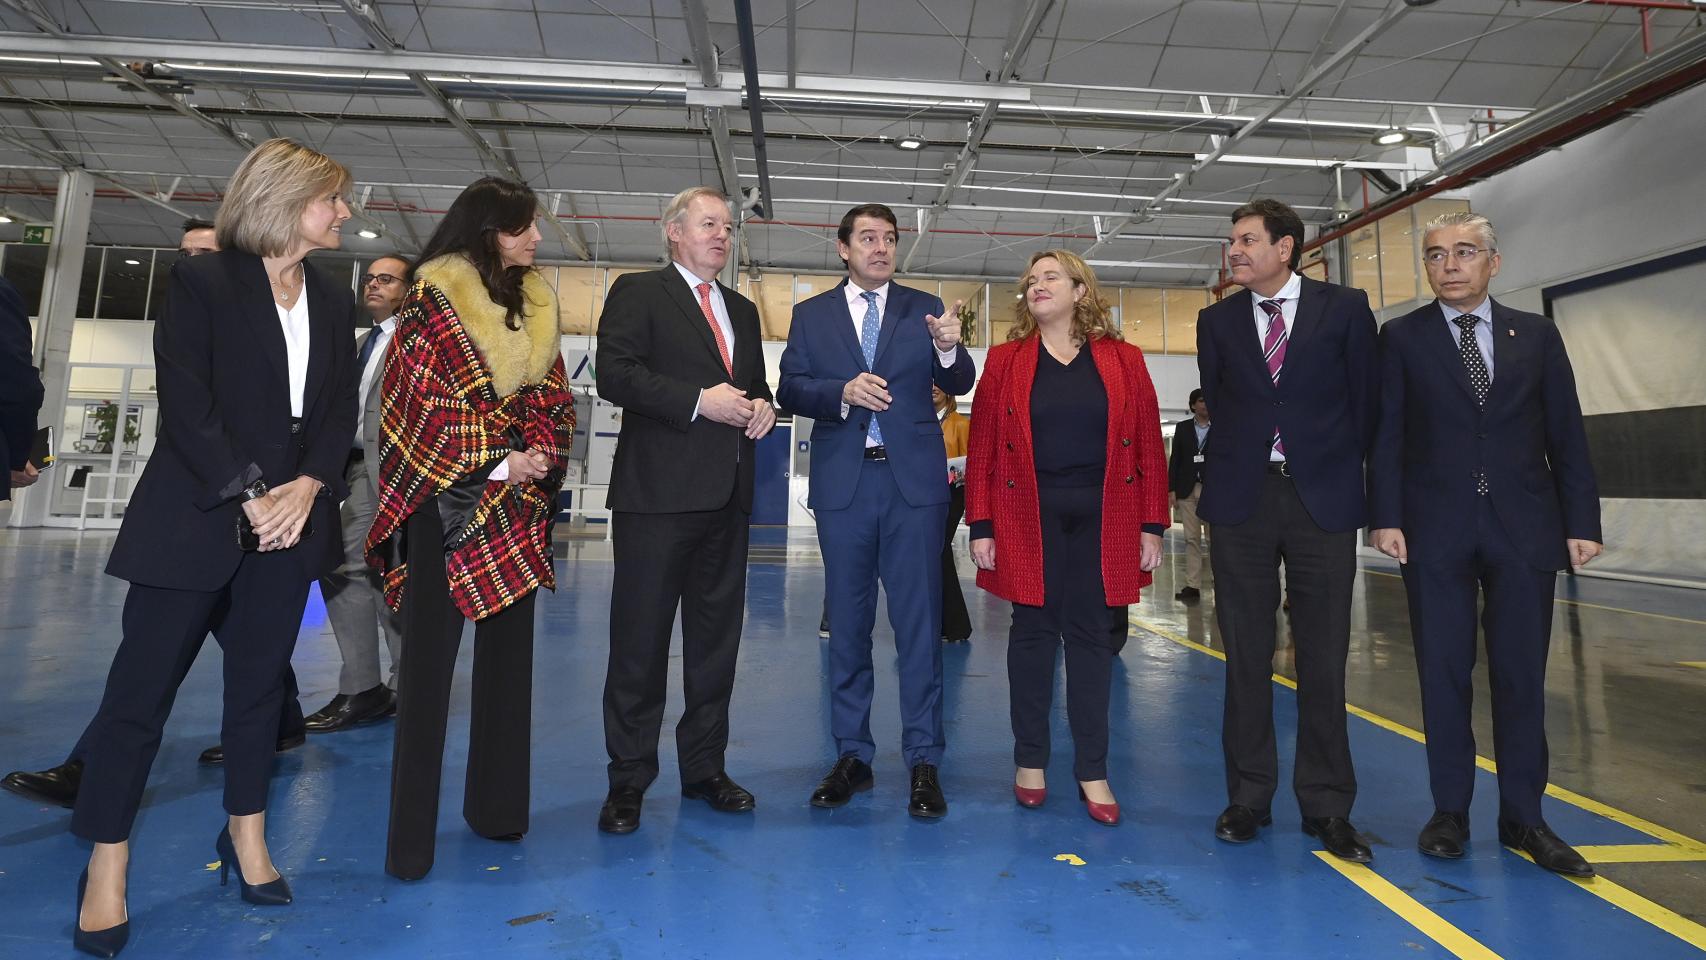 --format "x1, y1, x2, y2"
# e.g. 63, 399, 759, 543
416, 176, 540, 330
